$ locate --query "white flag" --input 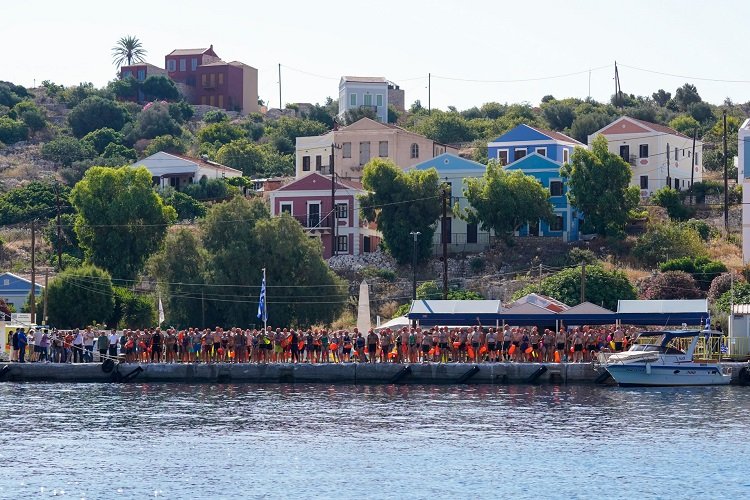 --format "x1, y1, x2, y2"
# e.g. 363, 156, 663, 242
158, 295, 165, 324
